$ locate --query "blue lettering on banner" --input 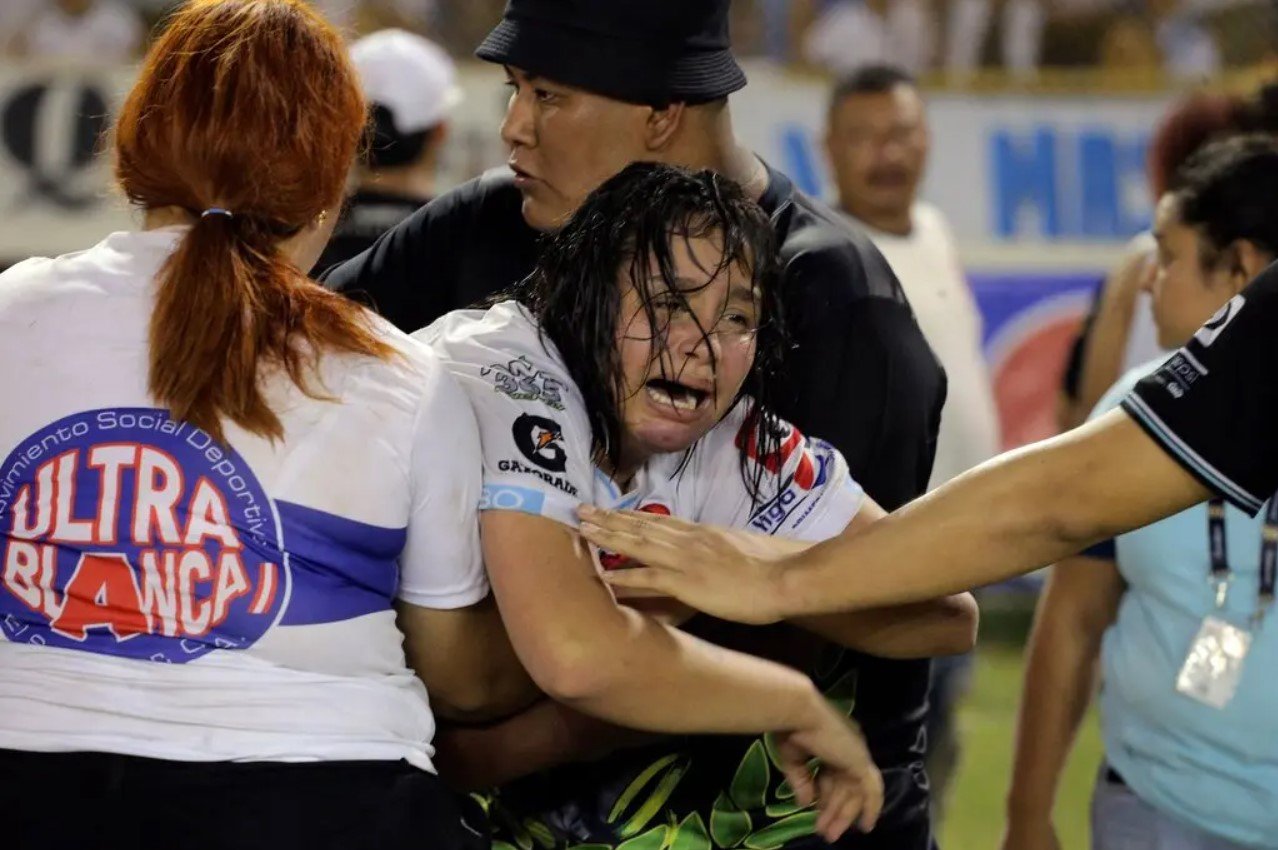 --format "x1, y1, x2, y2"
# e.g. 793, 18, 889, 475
993, 128, 1058, 237
992, 125, 1150, 240
779, 123, 823, 197
480, 484, 547, 515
